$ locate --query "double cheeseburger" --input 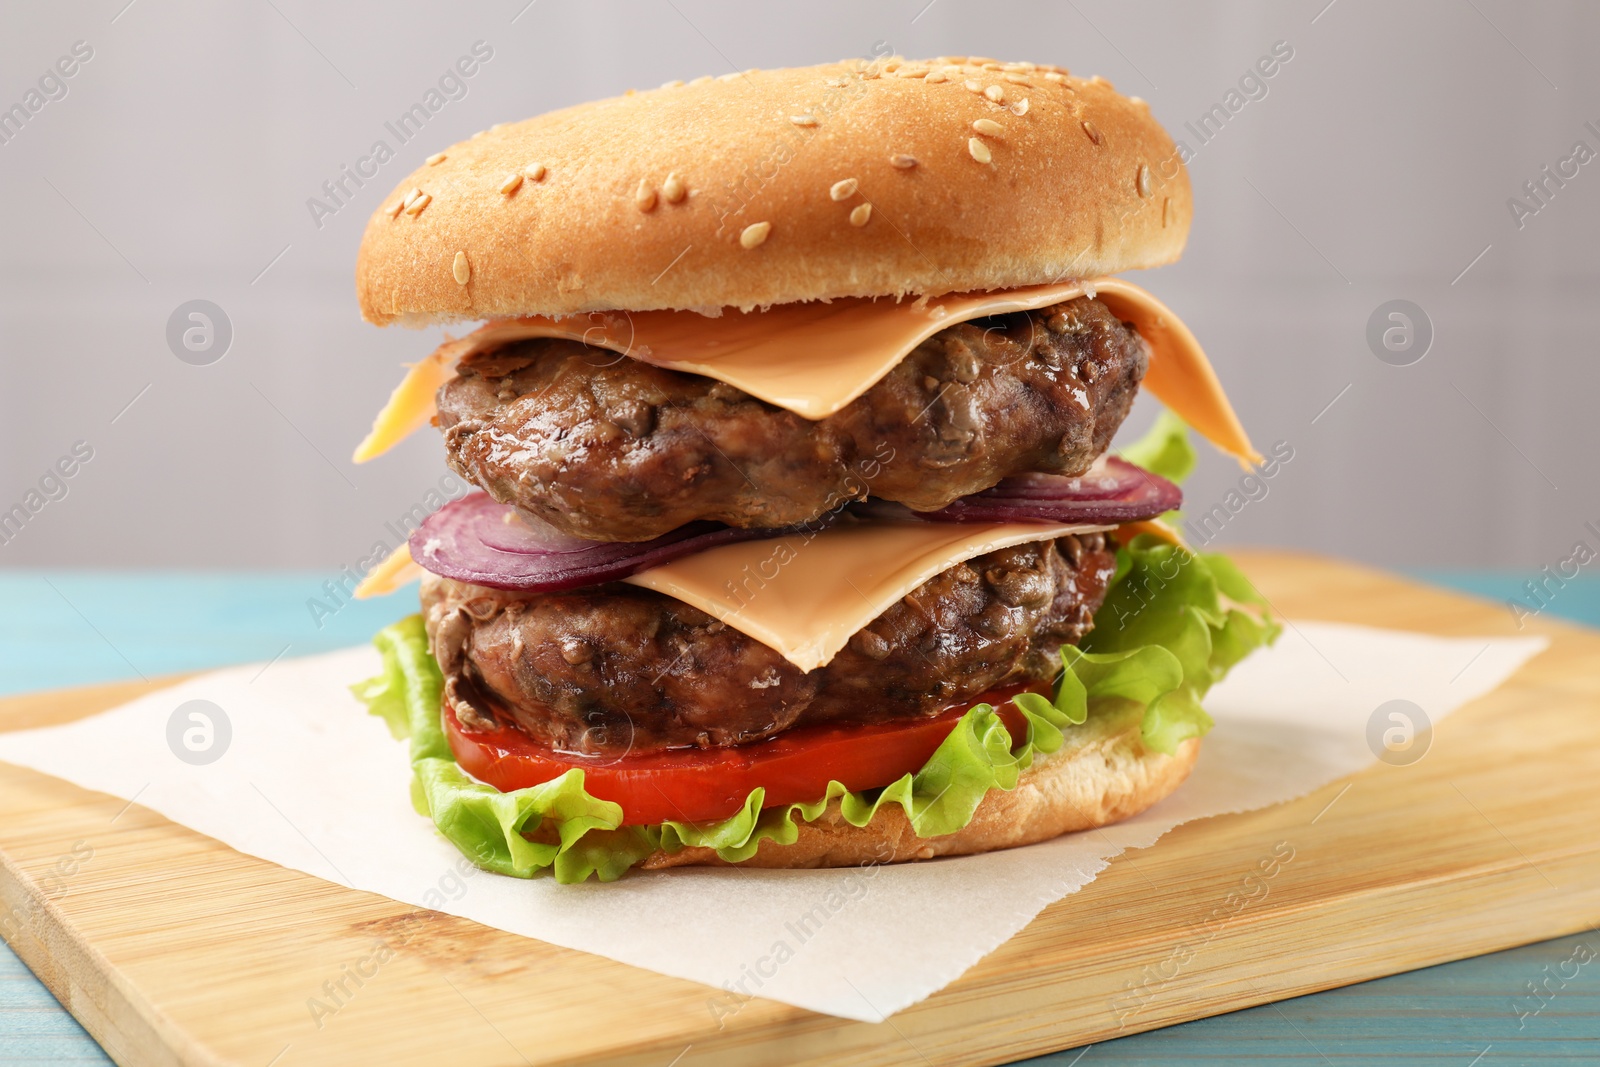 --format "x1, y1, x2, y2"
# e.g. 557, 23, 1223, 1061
349, 56, 1276, 882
